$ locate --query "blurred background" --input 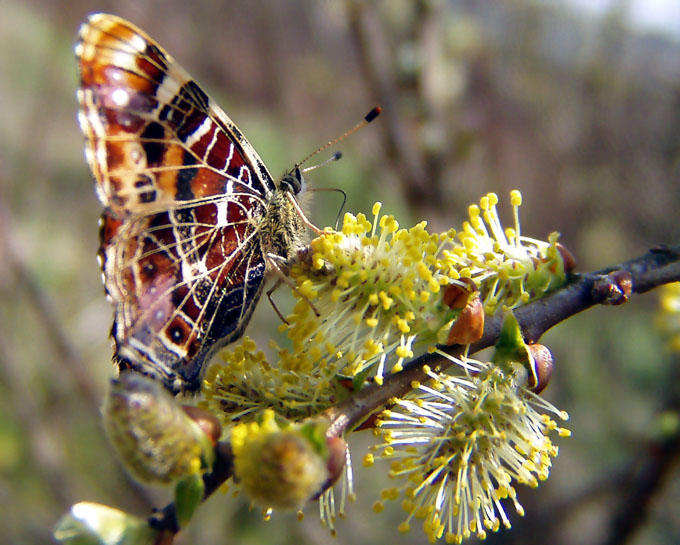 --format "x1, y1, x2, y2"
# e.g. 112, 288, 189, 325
1, 0, 679, 544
